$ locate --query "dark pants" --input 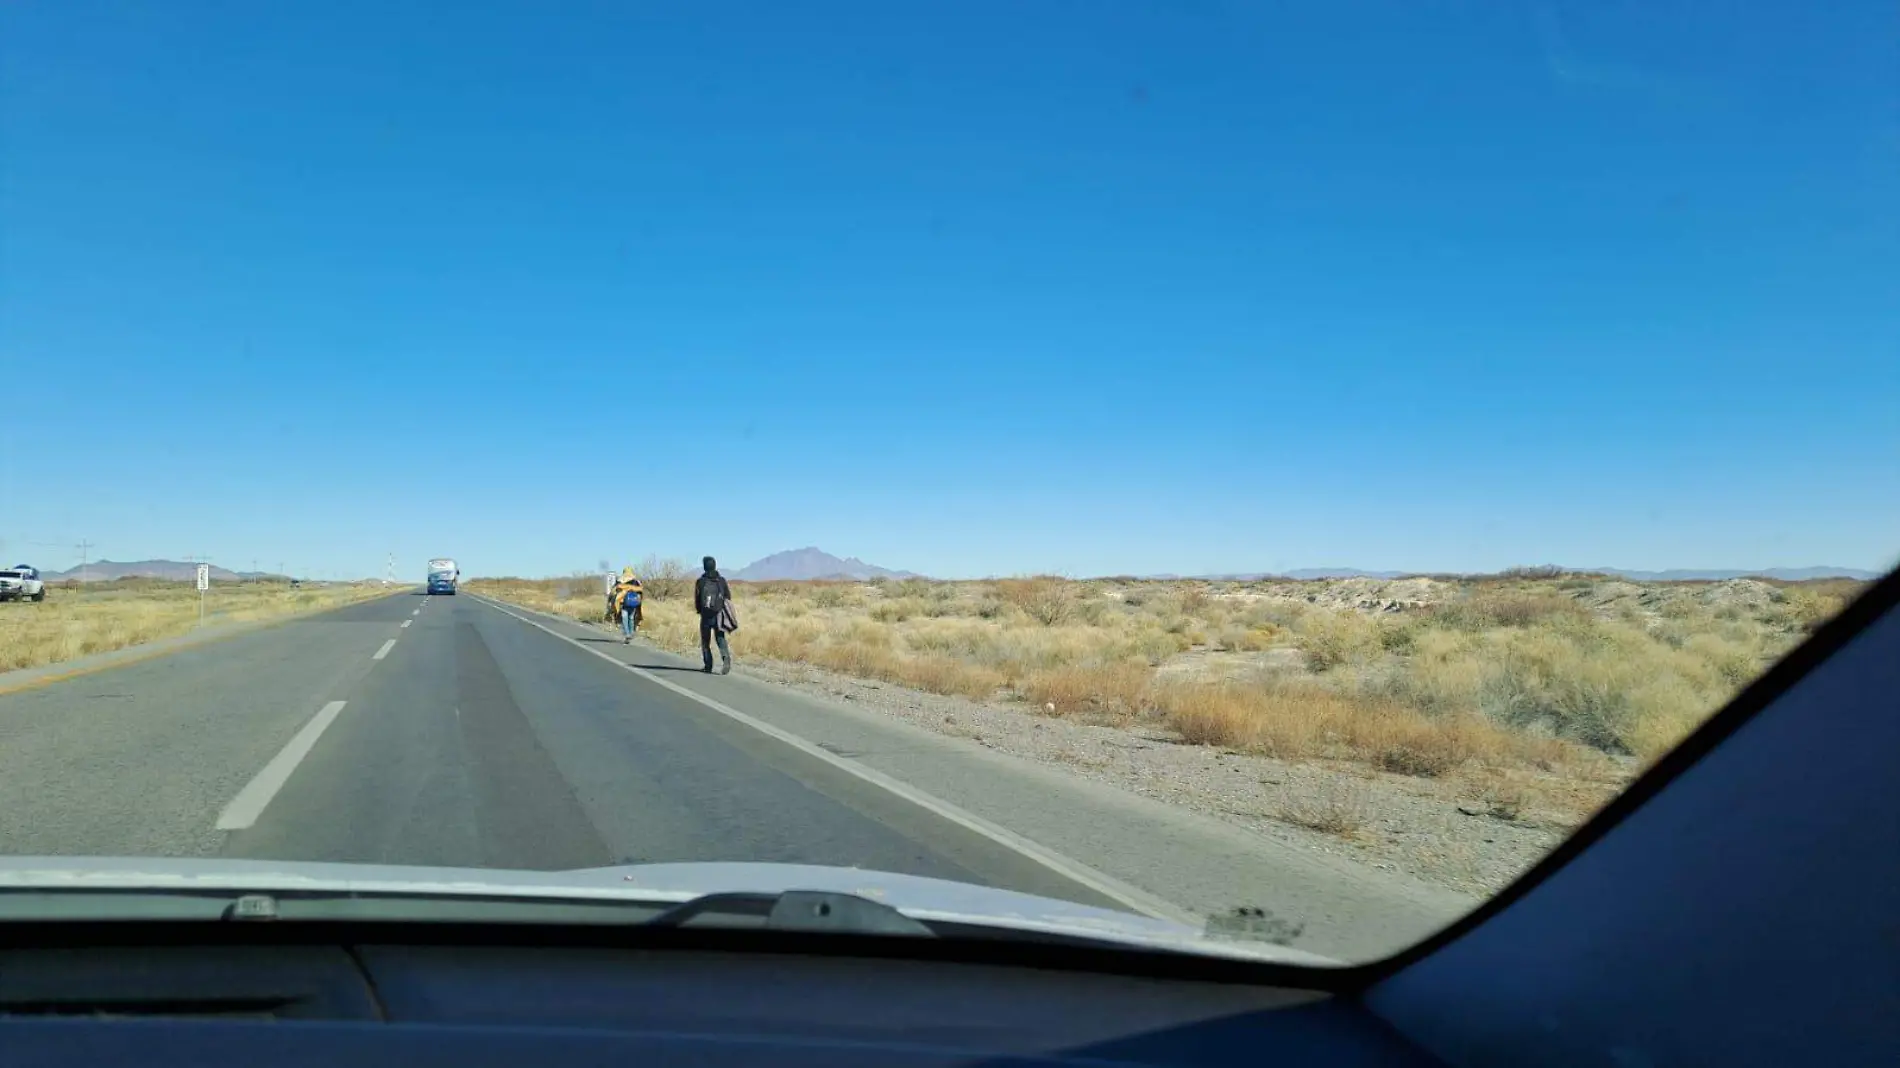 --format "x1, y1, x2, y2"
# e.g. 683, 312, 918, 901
699, 614, 731, 669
